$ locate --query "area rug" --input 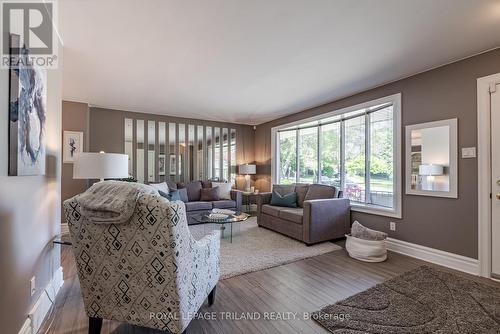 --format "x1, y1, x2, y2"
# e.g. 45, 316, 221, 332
313, 266, 500, 333
189, 217, 342, 279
